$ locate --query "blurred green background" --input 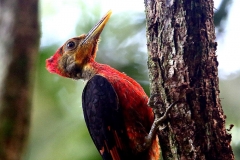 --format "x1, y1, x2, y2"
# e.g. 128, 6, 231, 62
23, 0, 240, 159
